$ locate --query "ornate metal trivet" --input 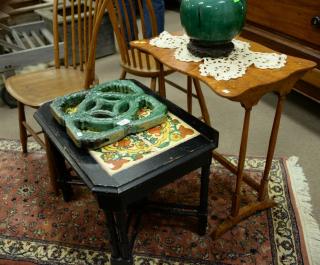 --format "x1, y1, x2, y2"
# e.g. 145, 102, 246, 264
50, 80, 167, 149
